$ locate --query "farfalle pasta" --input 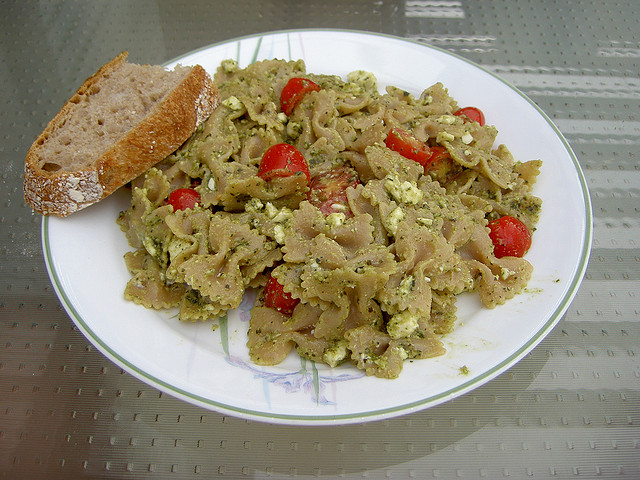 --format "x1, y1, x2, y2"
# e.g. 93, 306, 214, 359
117, 58, 542, 379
